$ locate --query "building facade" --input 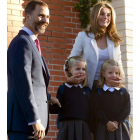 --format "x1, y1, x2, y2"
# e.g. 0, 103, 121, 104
7, 0, 133, 139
